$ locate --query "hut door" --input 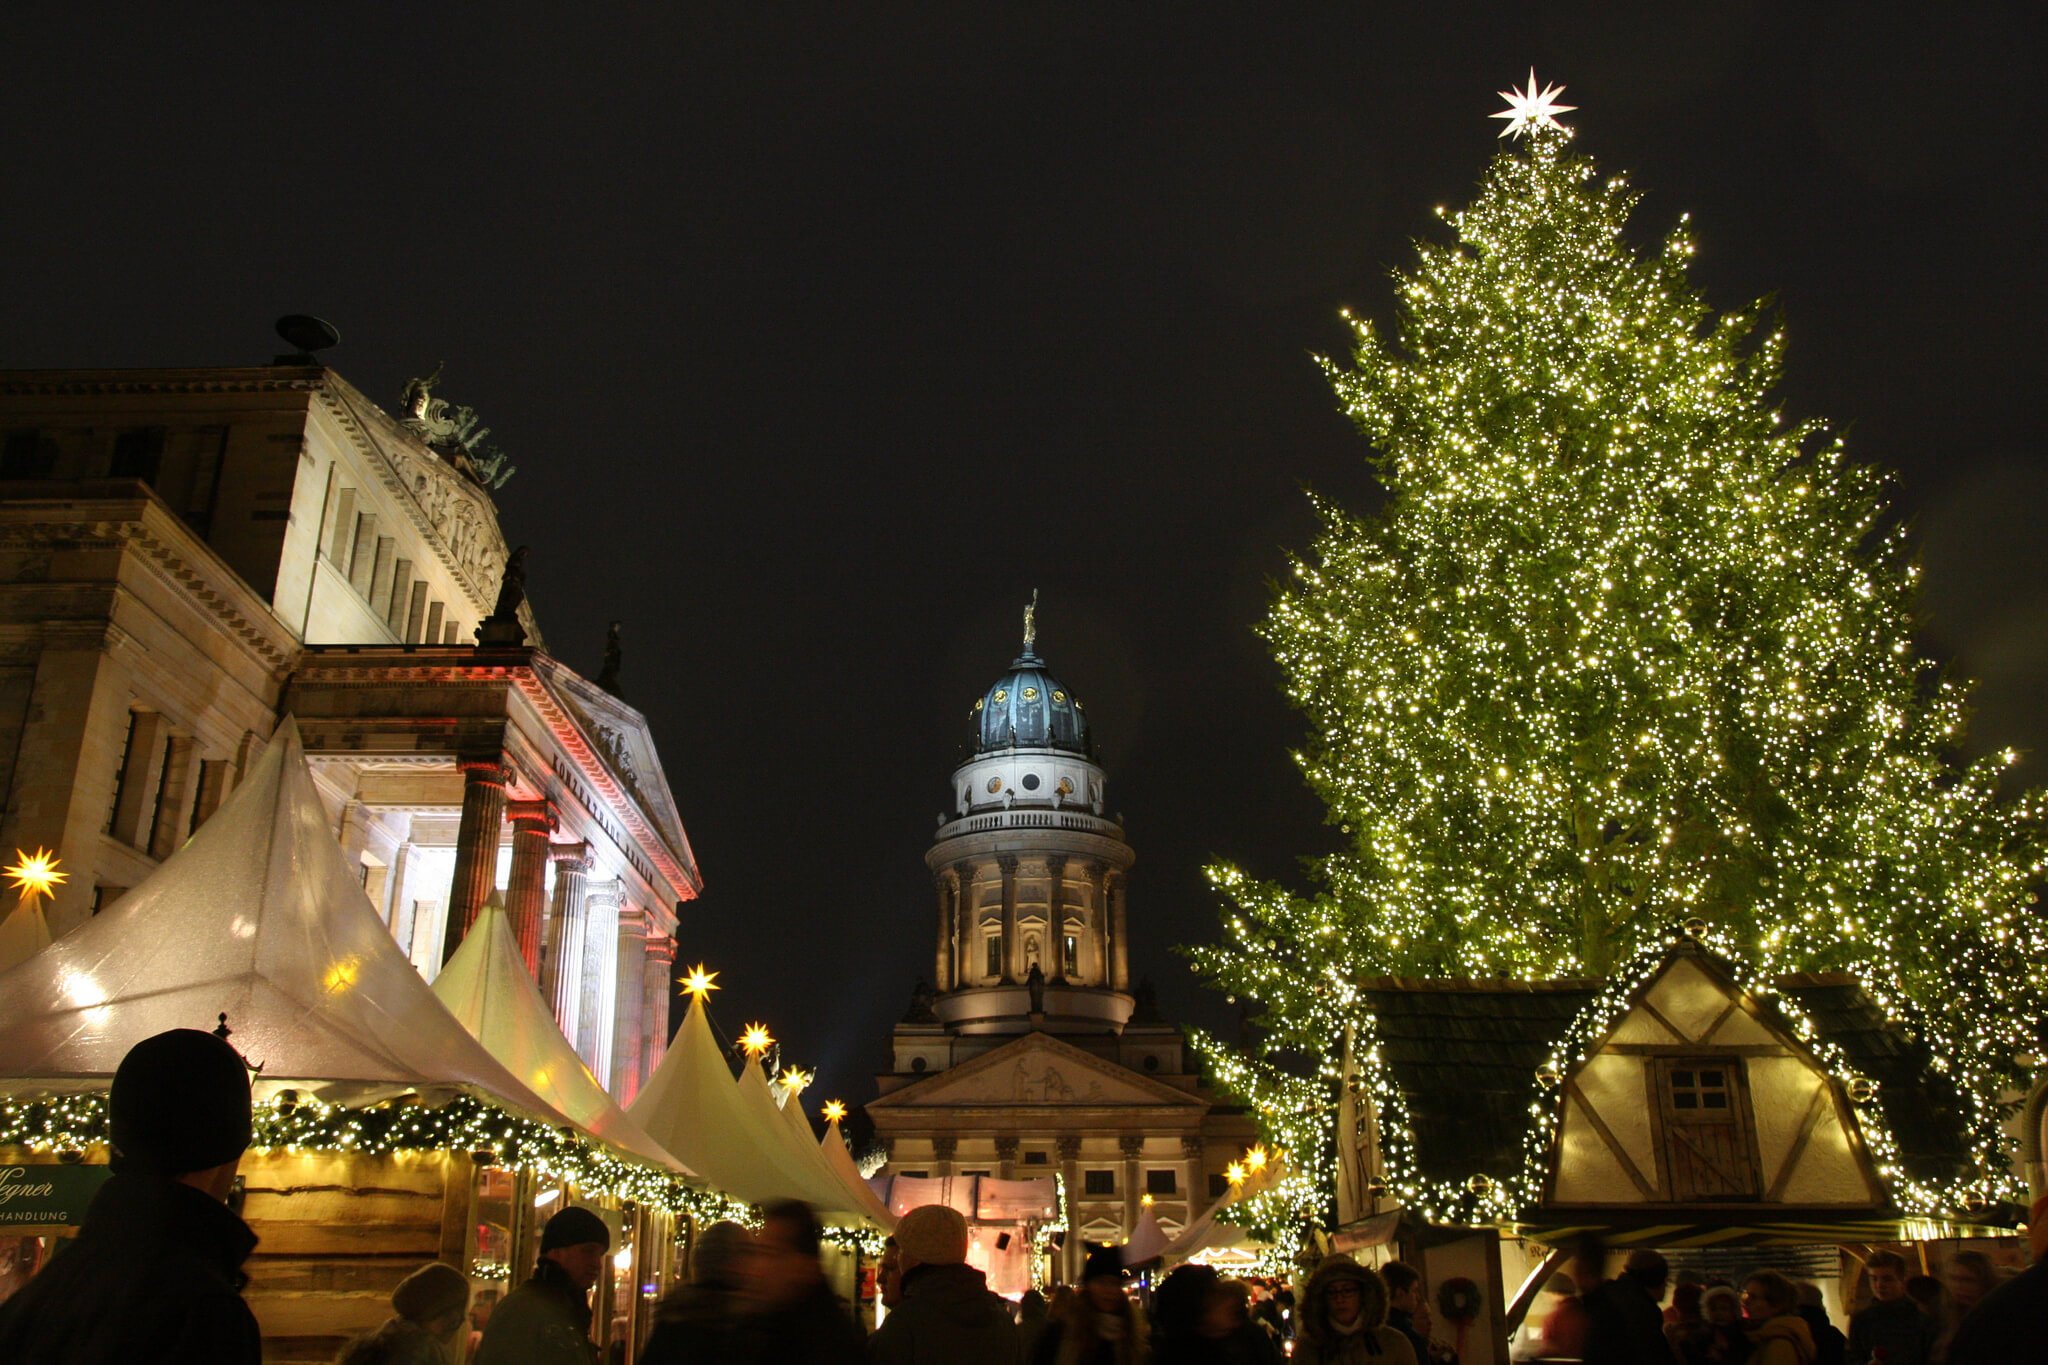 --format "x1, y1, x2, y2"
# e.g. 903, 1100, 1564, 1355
1655, 1058, 1761, 1200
